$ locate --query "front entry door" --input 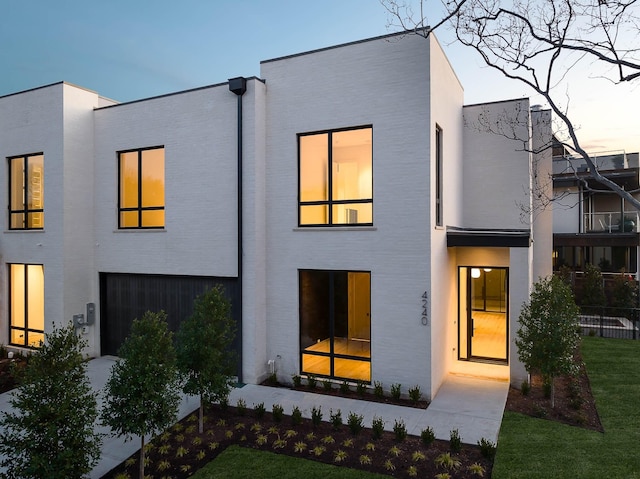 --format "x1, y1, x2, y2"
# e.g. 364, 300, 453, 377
458, 267, 508, 362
